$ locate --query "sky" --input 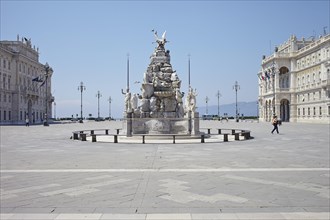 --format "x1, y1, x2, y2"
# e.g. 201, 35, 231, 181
1, 0, 329, 118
